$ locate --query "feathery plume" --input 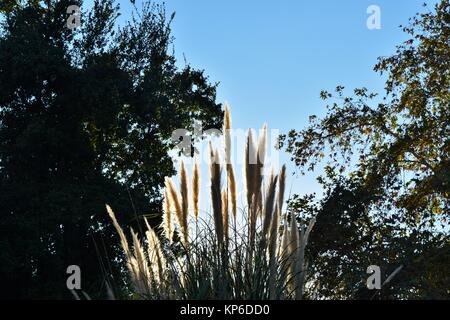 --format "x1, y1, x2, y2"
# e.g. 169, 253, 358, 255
263, 172, 278, 236
165, 177, 185, 244
144, 219, 166, 282
257, 124, 267, 167
192, 158, 200, 220
244, 129, 256, 209
224, 104, 232, 165
106, 205, 131, 257
227, 164, 237, 218
106, 205, 147, 295
209, 142, 223, 244
131, 228, 148, 277
254, 124, 267, 213
222, 189, 229, 243
162, 189, 173, 243
180, 161, 189, 243
223, 105, 237, 219
210, 145, 223, 244
131, 228, 151, 295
